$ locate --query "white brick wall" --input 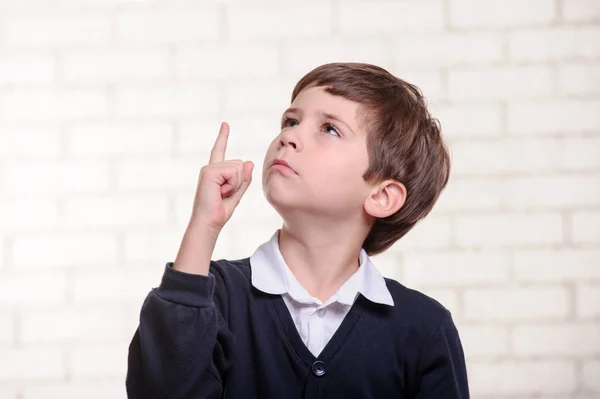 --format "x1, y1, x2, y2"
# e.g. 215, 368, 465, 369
0, 0, 599, 397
